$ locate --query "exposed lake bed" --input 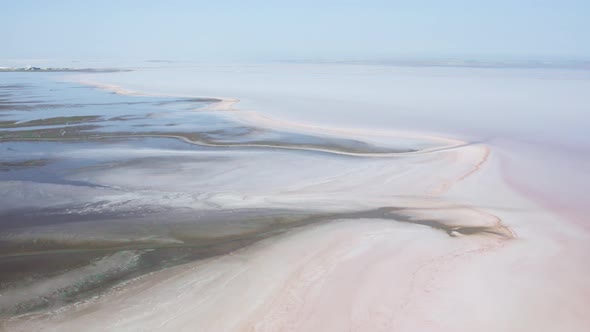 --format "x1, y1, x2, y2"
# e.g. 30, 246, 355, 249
1, 64, 589, 331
